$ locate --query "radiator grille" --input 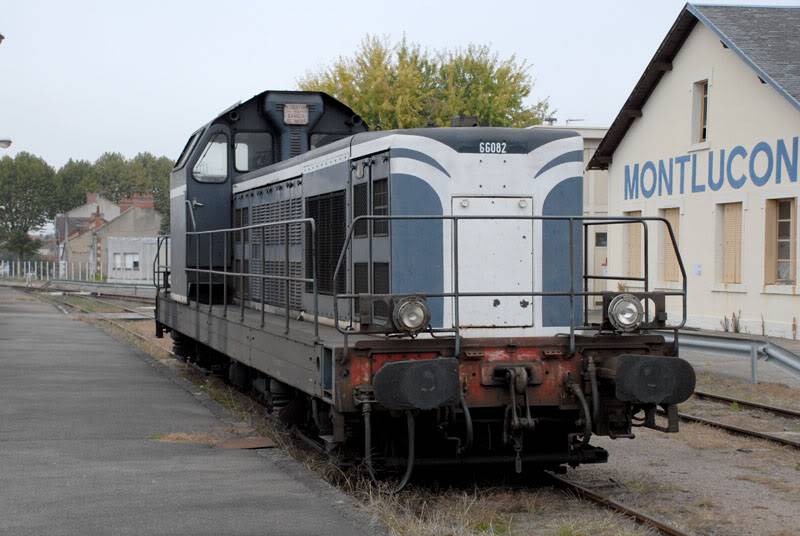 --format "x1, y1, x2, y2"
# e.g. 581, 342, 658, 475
306, 191, 346, 294
246, 192, 304, 309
